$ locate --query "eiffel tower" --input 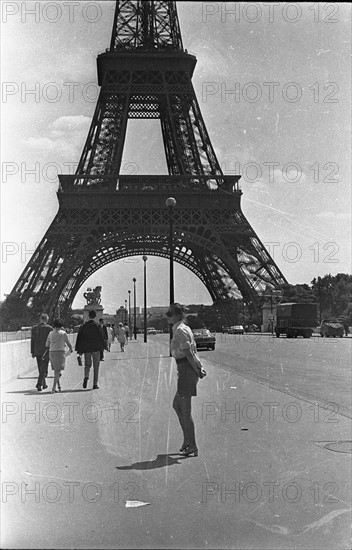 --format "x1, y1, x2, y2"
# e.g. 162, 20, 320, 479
6, 0, 287, 321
